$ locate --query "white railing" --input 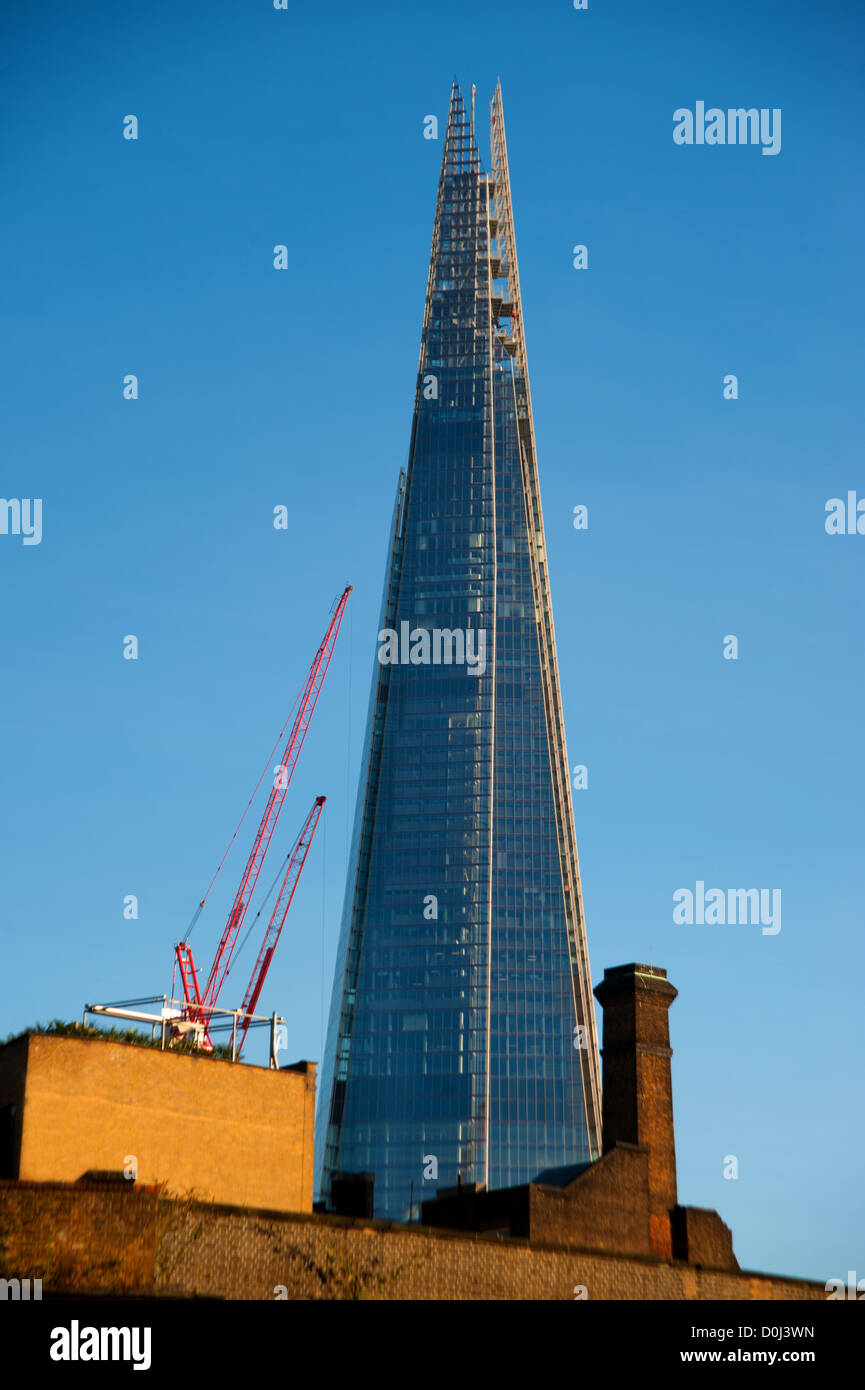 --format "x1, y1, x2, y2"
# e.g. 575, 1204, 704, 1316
82, 995, 287, 1066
